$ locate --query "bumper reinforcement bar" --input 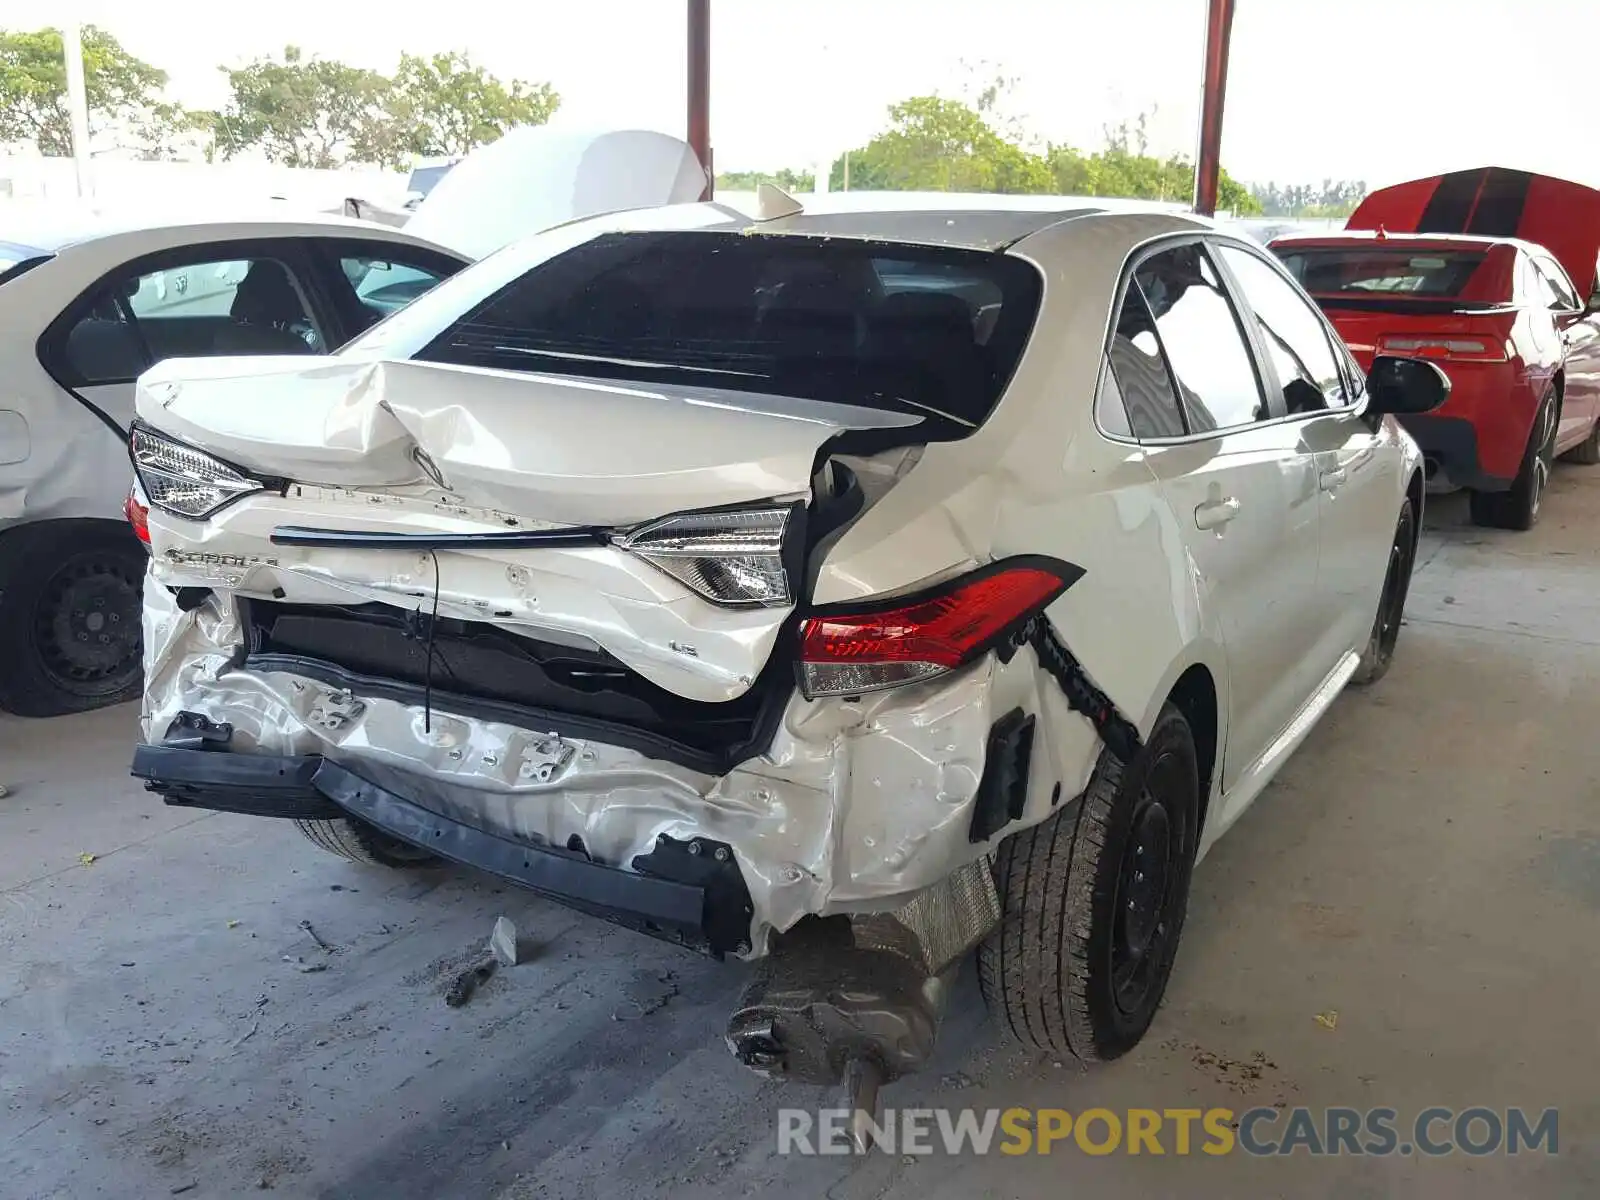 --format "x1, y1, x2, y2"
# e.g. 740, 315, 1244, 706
131, 743, 753, 957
